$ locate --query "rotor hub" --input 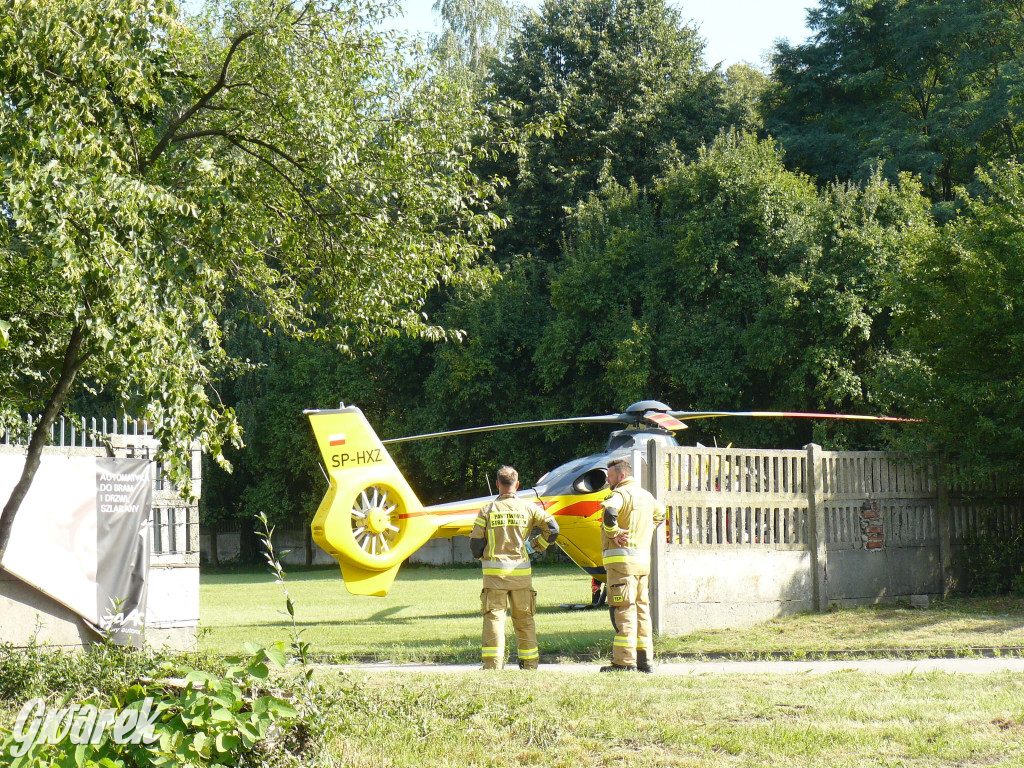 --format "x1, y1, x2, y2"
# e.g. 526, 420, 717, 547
366, 507, 391, 534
